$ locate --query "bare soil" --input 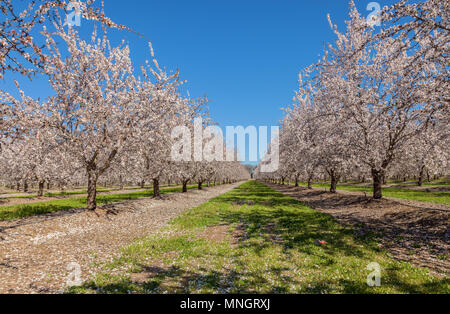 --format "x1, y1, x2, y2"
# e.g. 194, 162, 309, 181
266, 183, 449, 275
0, 183, 242, 294
197, 224, 230, 243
